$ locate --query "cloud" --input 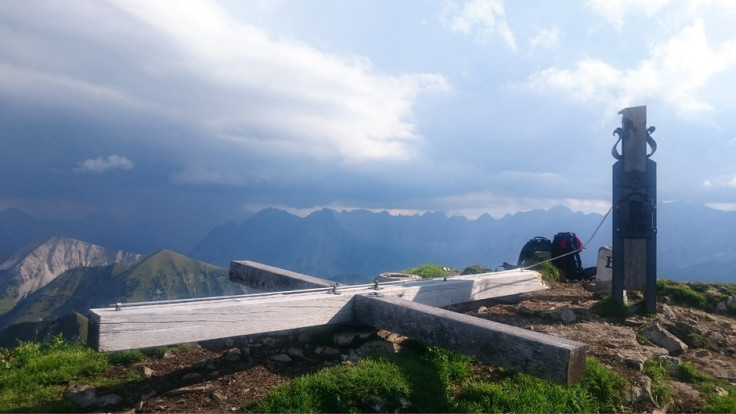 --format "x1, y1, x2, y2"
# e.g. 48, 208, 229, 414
169, 166, 247, 186
585, 0, 671, 31
529, 26, 560, 49
2, 0, 449, 168
74, 155, 134, 173
109, 0, 450, 165
703, 174, 736, 188
527, 19, 736, 119
442, 0, 518, 51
